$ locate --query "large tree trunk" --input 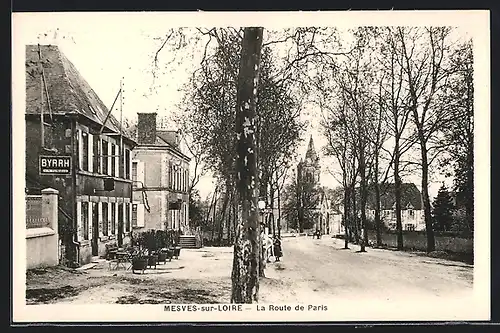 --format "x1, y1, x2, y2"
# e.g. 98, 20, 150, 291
374, 172, 382, 247
351, 183, 358, 243
359, 139, 368, 253
419, 142, 435, 252
270, 182, 275, 237
394, 144, 404, 250
277, 180, 281, 237
466, 149, 474, 232
231, 27, 264, 304
219, 187, 230, 244
343, 187, 350, 249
